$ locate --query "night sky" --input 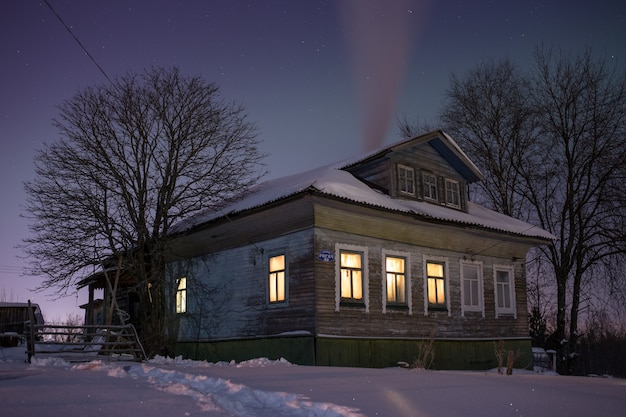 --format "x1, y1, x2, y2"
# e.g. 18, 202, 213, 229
1, 0, 624, 322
